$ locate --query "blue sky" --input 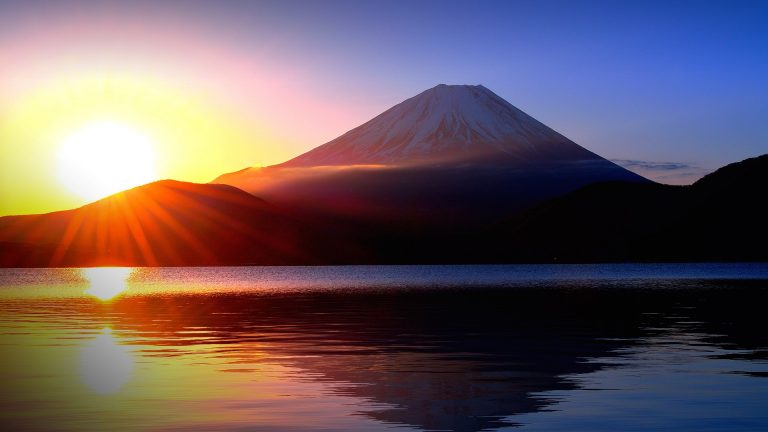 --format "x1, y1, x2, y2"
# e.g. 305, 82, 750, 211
2, 0, 766, 183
